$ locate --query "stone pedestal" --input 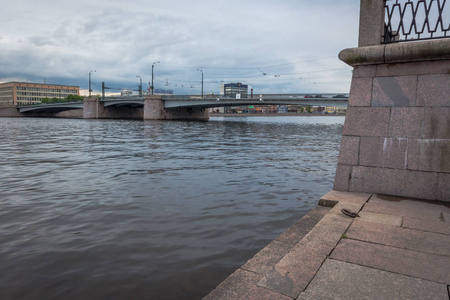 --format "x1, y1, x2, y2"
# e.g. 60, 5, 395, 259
334, 39, 450, 202
334, 0, 449, 202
